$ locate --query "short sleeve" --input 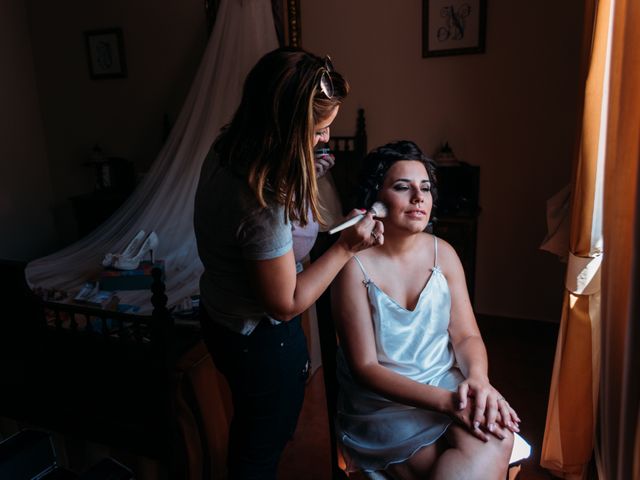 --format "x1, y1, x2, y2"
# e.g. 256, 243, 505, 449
237, 204, 293, 260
